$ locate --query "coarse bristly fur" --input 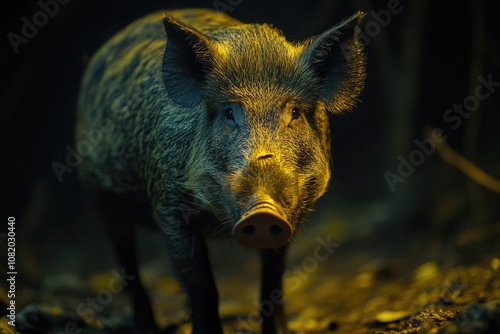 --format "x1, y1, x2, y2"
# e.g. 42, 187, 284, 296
76, 7, 366, 334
